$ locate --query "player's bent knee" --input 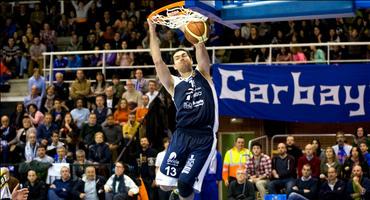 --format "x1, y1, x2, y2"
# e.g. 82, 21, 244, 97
160, 185, 176, 192
178, 180, 193, 198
